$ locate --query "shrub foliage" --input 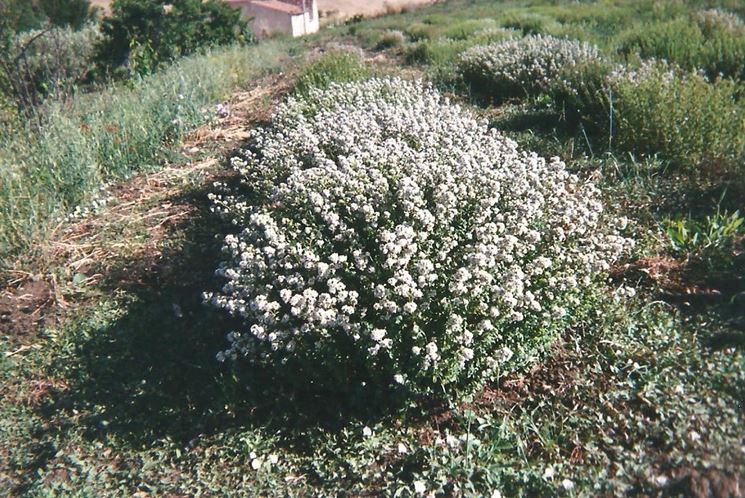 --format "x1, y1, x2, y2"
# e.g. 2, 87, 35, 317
206, 78, 630, 396
607, 61, 745, 173
0, 24, 100, 113
96, 0, 248, 75
617, 15, 745, 81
